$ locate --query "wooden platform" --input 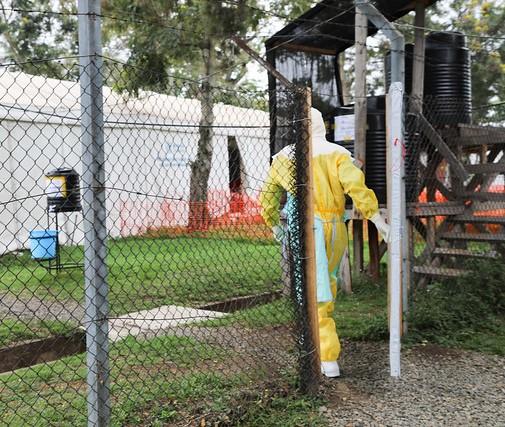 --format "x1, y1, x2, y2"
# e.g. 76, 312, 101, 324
413, 266, 467, 278
432, 247, 499, 259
